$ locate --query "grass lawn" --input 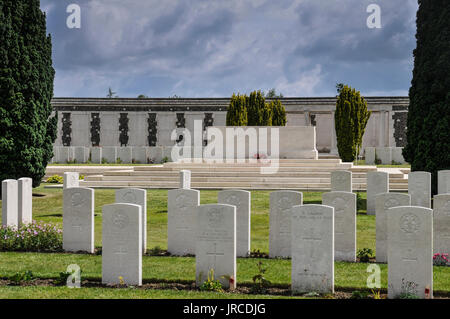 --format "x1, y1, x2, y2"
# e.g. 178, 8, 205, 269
0, 186, 447, 299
